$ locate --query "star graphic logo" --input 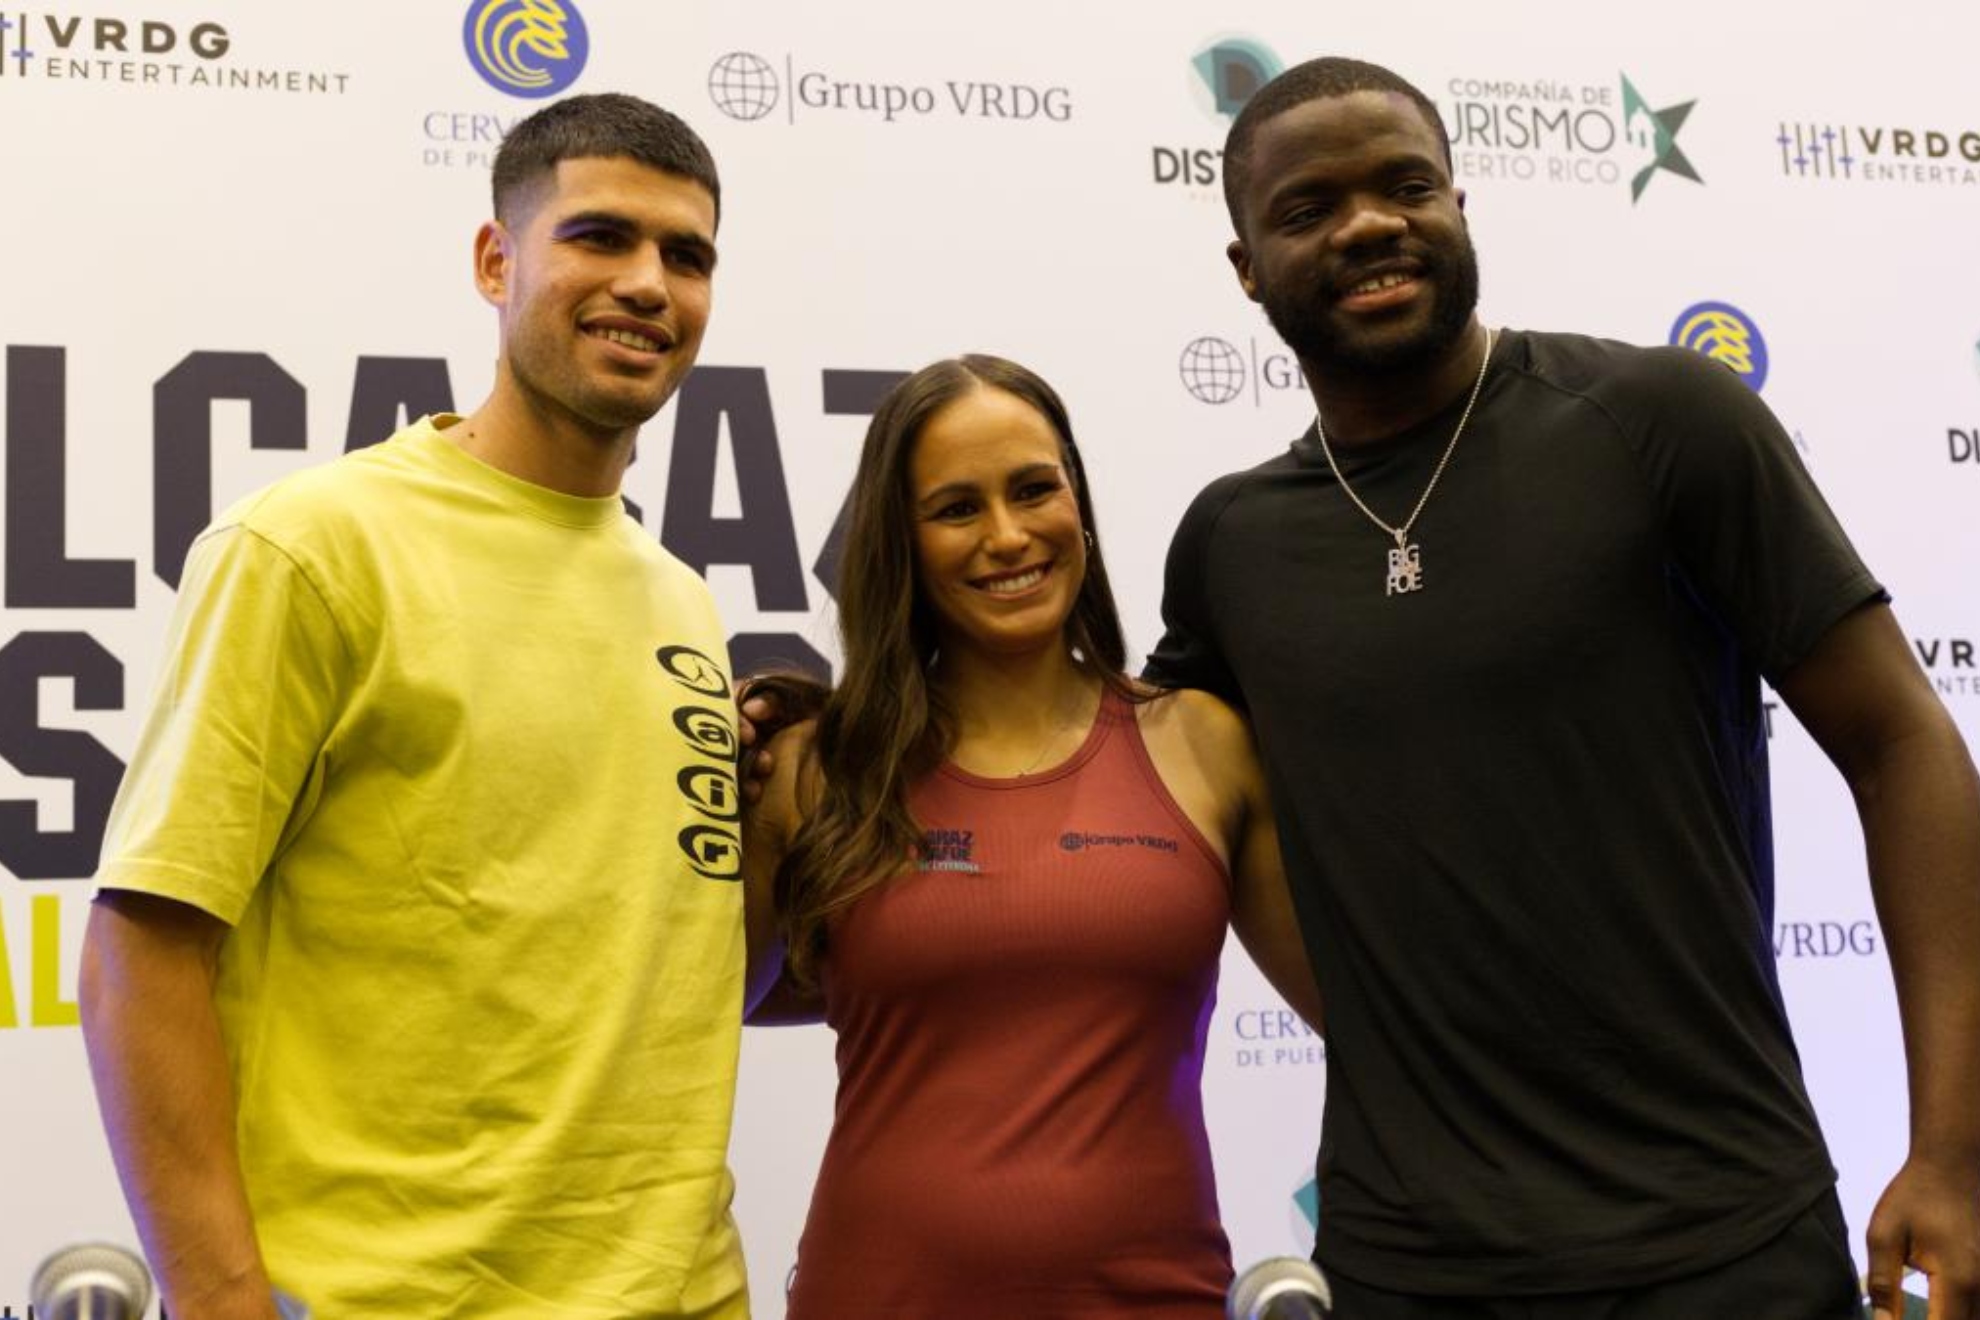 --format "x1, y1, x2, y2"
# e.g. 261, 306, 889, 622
1621, 74, 1703, 203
